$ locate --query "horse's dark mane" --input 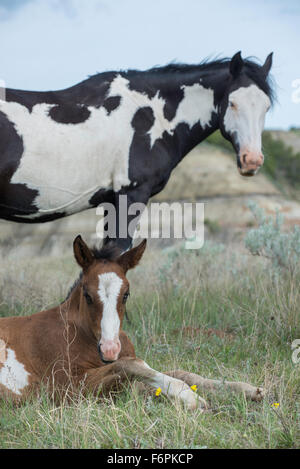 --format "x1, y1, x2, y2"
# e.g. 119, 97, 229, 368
125, 57, 275, 103
64, 242, 122, 302
87, 56, 275, 104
